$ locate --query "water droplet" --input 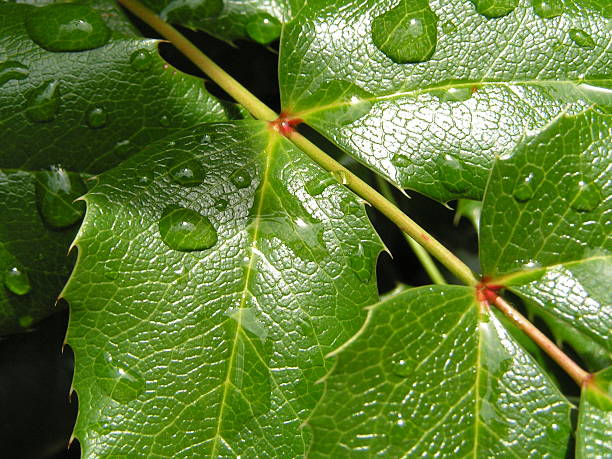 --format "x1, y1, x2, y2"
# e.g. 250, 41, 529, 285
95, 352, 145, 403
201, 134, 212, 145
112, 139, 132, 159
371, 0, 438, 63
227, 307, 268, 340
570, 180, 601, 212
513, 172, 536, 202
36, 165, 87, 228
169, 154, 205, 187
331, 170, 350, 185
138, 170, 155, 185
391, 153, 411, 168
25, 80, 60, 123
19, 316, 34, 328
158, 205, 218, 251
392, 357, 414, 377
470, 0, 518, 18
86, 107, 107, 128
532, 0, 563, 18
569, 29, 596, 48
432, 86, 473, 102
159, 114, 170, 127
214, 198, 228, 211
160, 0, 223, 23
442, 21, 457, 33
438, 155, 468, 193
0, 60, 29, 87
129, 49, 154, 72
305, 176, 336, 196
246, 13, 281, 45
4, 267, 31, 295
230, 169, 252, 189
25, 4, 111, 52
